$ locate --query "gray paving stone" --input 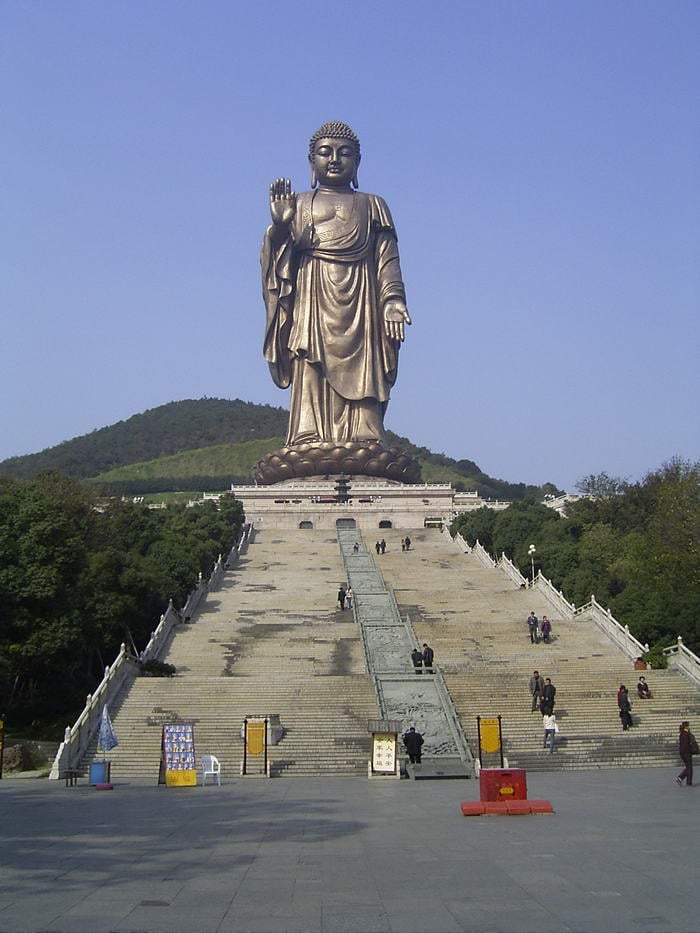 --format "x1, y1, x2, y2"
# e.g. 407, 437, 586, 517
0, 768, 698, 933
